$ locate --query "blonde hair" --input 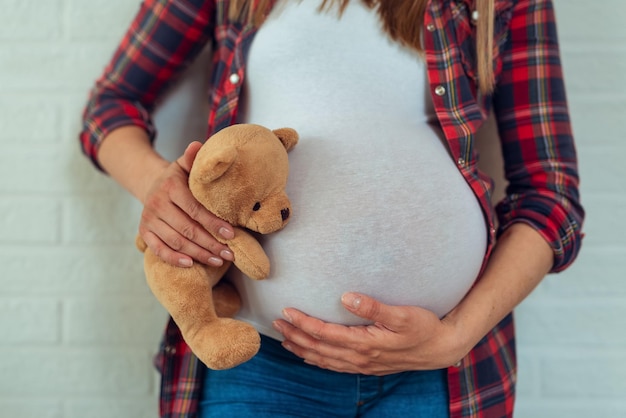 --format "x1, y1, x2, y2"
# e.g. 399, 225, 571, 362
230, 0, 495, 94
